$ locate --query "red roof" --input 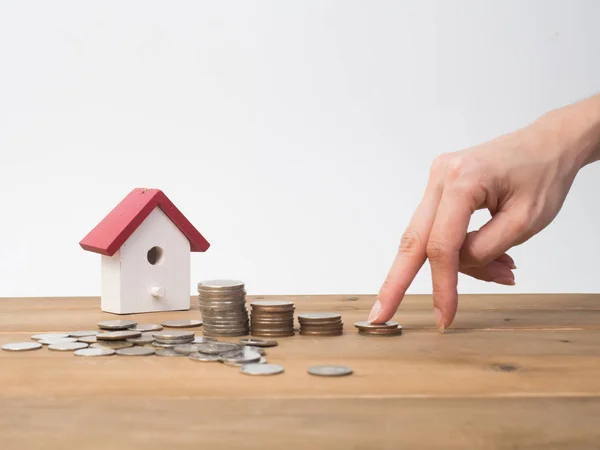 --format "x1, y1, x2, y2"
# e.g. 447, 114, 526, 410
79, 188, 210, 256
